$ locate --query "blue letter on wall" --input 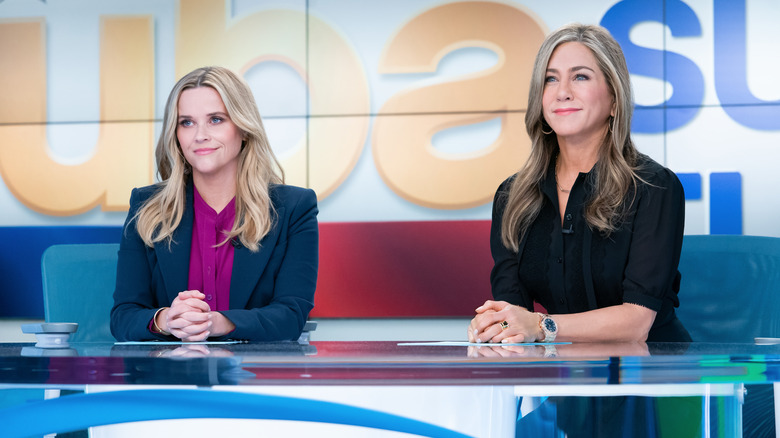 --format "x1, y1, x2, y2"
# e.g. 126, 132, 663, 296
714, 0, 780, 130
602, 0, 704, 133
678, 172, 743, 235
